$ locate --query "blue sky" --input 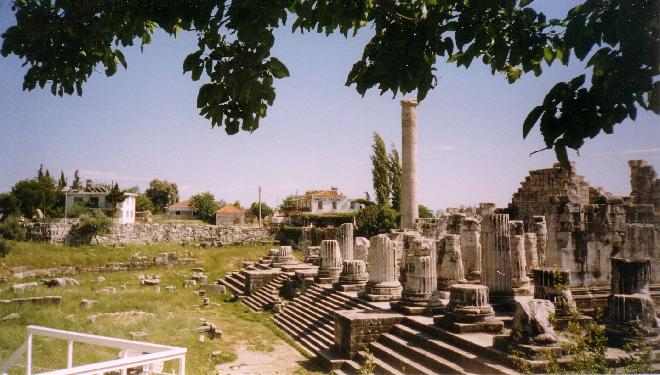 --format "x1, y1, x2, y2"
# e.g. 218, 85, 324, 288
0, 1, 658, 210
